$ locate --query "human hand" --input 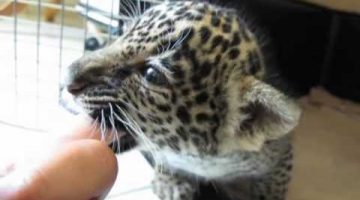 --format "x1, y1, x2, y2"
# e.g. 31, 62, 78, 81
0, 121, 118, 200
